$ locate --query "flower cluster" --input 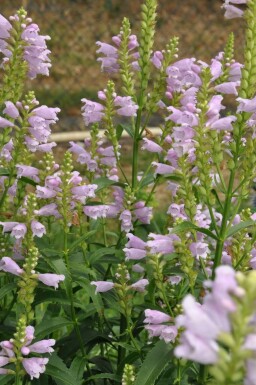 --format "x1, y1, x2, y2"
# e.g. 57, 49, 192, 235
0, 325, 55, 379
